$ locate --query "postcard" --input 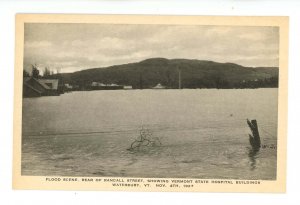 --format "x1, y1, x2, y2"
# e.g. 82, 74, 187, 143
13, 14, 288, 192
